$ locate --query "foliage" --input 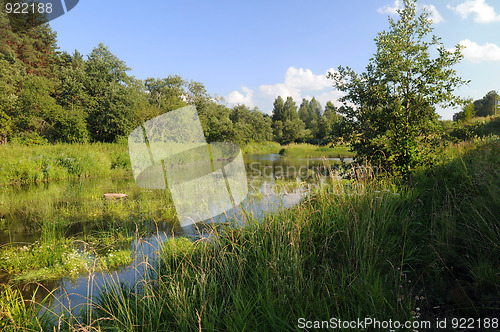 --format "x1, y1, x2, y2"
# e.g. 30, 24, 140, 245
453, 100, 475, 122
329, 0, 468, 175
473, 90, 499, 118
450, 115, 500, 140
230, 105, 273, 144
271, 96, 306, 144
278, 143, 354, 158
0, 143, 126, 185
1, 6, 335, 147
